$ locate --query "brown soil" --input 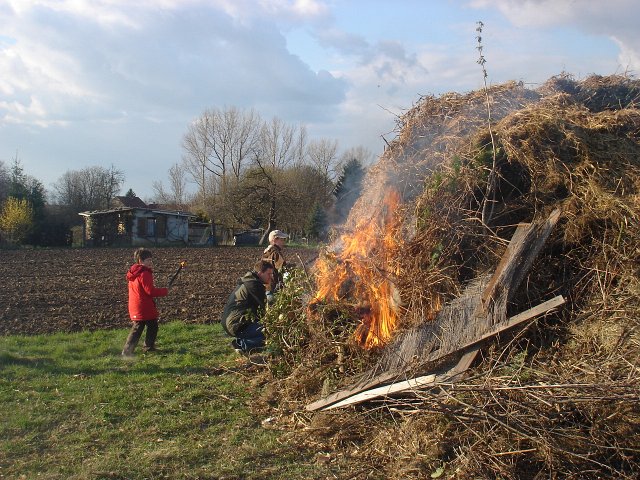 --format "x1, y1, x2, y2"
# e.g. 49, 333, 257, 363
0, 246, 317, 336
